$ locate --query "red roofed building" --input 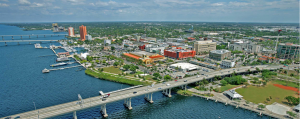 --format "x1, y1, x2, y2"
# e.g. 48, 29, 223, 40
164, 49, 196, 60
187, 37, 195, 41
58, 52, 70, 58
259, 56, 279, 63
